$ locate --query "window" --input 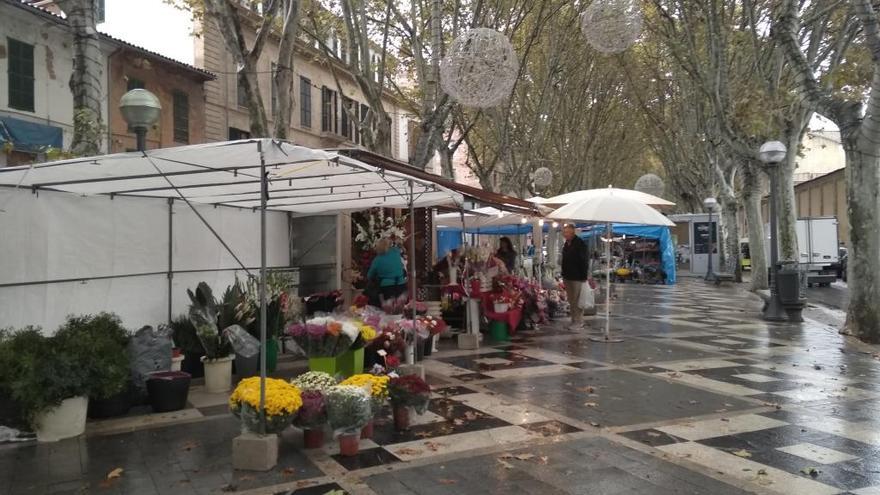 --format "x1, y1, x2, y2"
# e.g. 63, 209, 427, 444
341, 96, 351, 139
8, 38, 35, 112
229, 127, 250, 140
360, 103, 370, 142
95, 0, 105, 23
321, 86, 338, 133
300, 77, 312, 128
127, 77, 145, 91
172, 91, 189, 143
353, 104, 360, 145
